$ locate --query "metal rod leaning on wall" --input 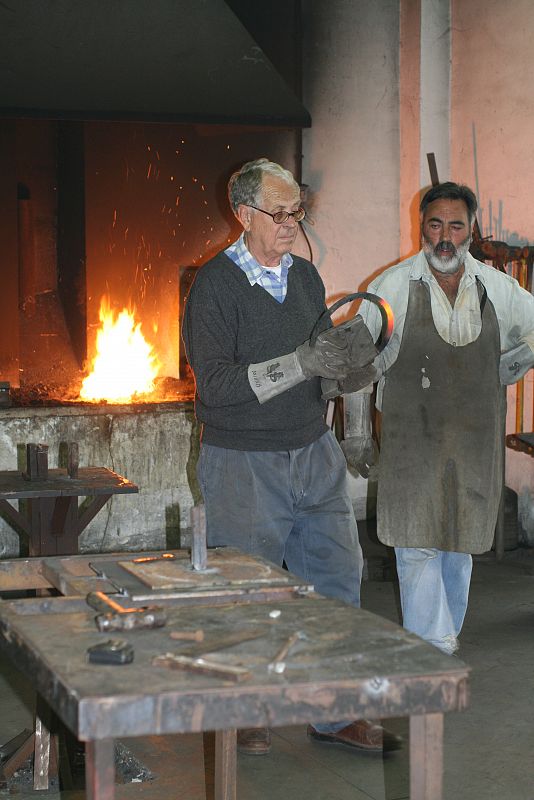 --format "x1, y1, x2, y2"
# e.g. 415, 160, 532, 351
513, 258, 529, 434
